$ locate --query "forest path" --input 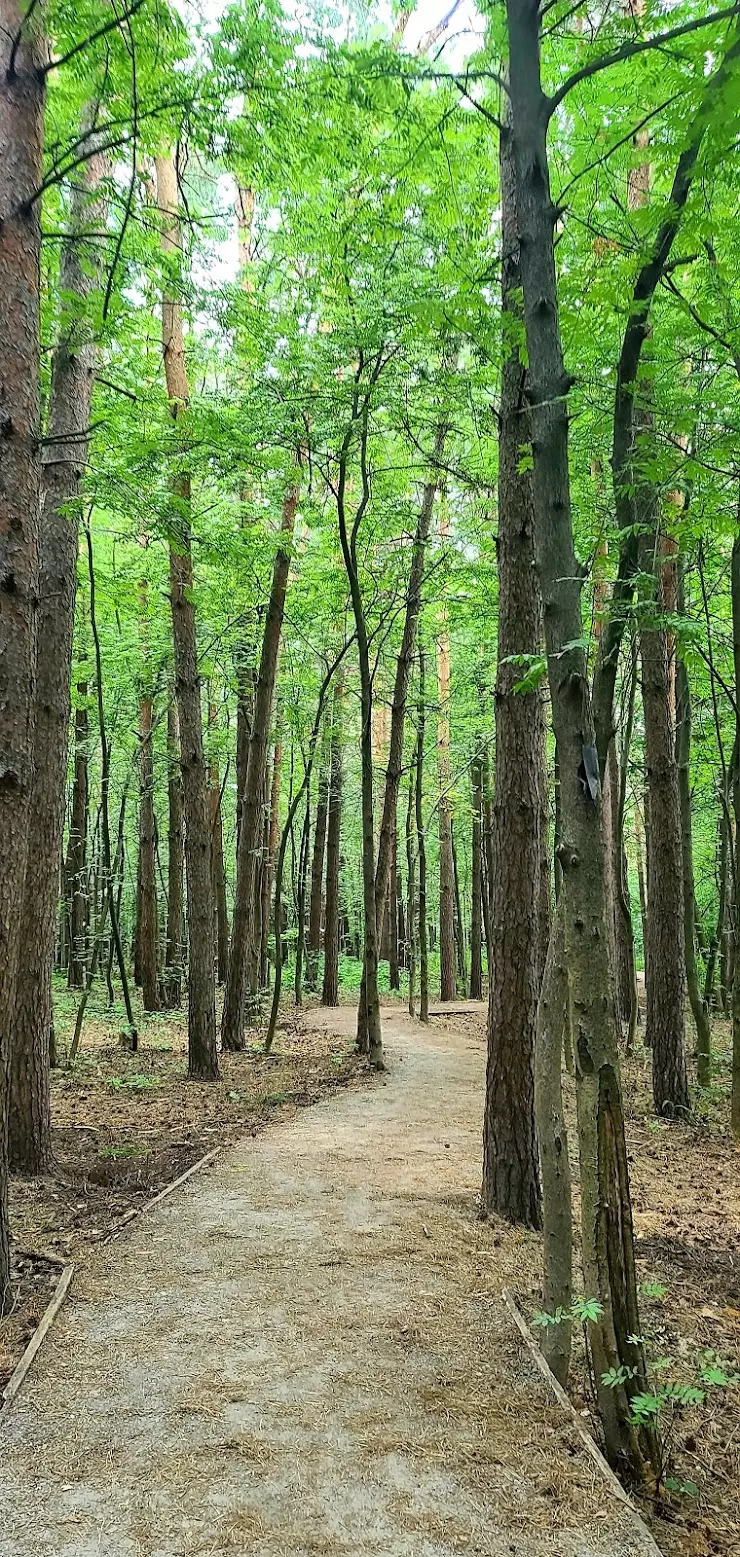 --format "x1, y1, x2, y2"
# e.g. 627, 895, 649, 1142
1, 1002, 654, 1557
